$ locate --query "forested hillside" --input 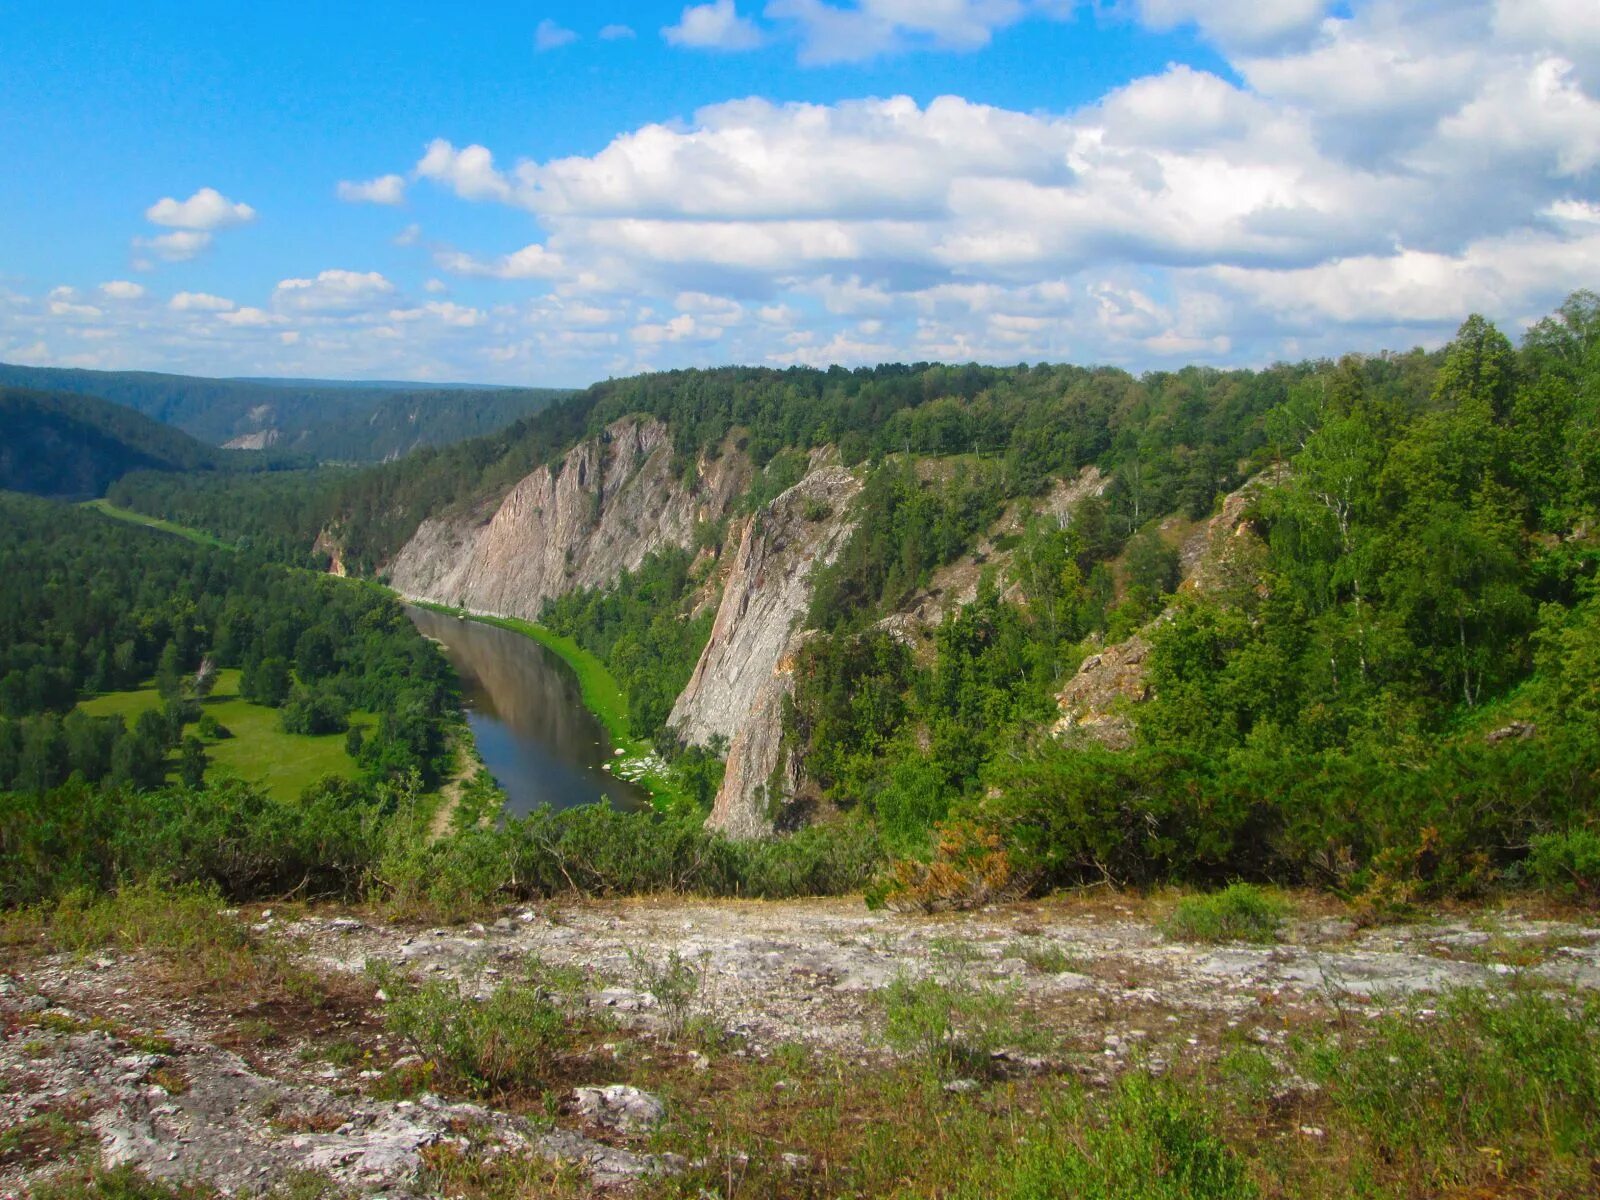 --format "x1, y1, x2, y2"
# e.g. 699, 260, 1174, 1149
0, 362, 567, 460
0, 386, 227, 497
100, 293, 1600, 904
0, 494, 459, 804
